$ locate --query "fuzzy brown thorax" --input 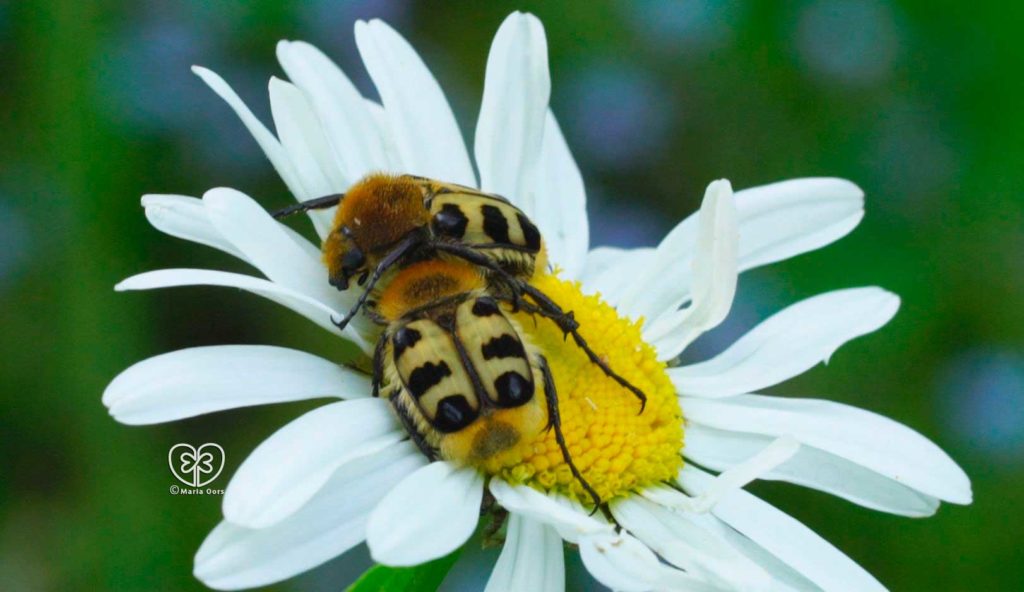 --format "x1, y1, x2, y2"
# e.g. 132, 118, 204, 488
322, 174, 430, 285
